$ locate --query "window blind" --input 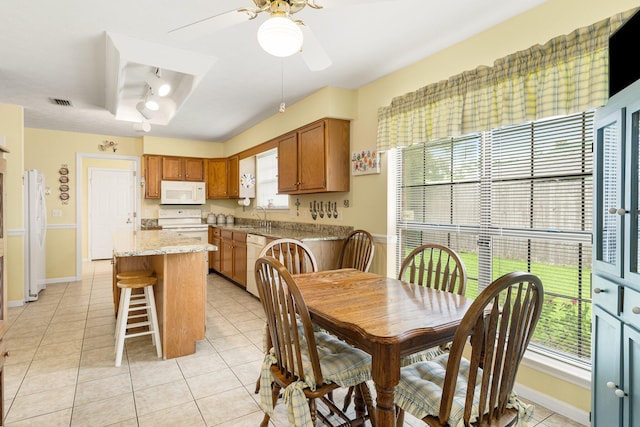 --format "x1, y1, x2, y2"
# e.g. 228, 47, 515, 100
396, 110, 594, 364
